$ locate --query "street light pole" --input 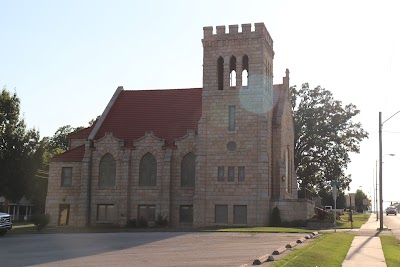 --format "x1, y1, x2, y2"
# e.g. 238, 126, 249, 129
379, 112, 383, 230
375, 160, 378, 221
377, 154, 395, 222
379, 111, 400, 230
